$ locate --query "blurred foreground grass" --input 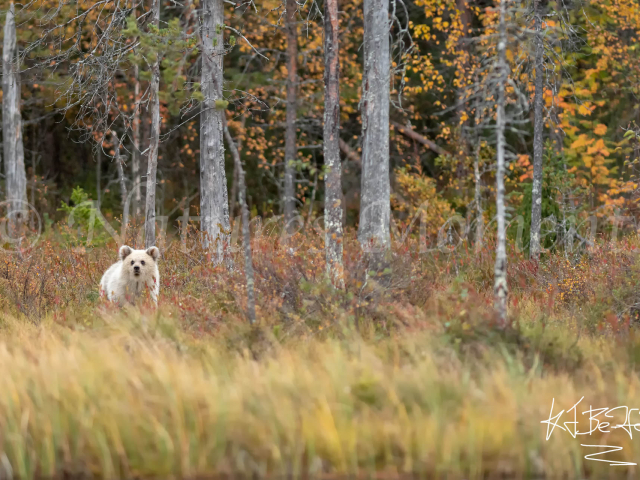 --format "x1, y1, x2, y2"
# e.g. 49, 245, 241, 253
2, 310, 640, 479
